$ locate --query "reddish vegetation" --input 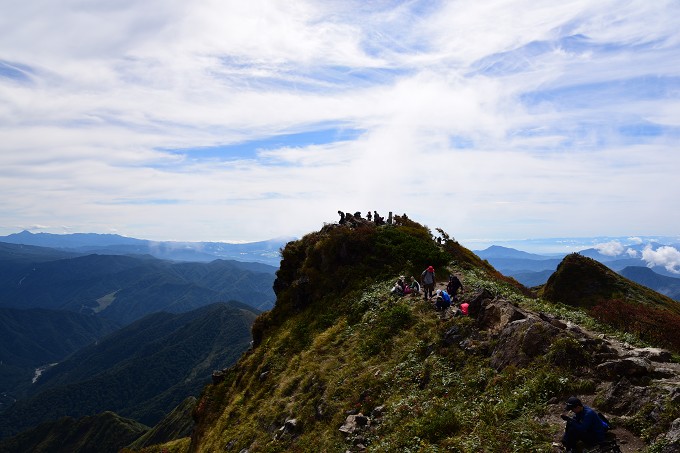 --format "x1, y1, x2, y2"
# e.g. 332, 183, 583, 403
590, 299, 680, 352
